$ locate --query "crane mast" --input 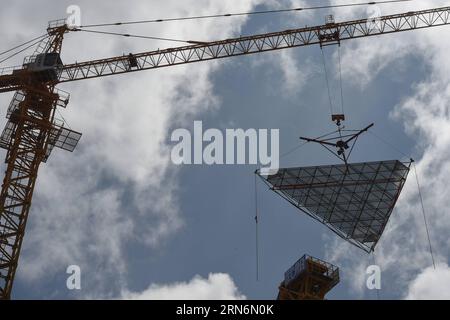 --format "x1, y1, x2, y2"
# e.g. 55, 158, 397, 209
0, 6, 449, 299
0, 25, 71, 299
